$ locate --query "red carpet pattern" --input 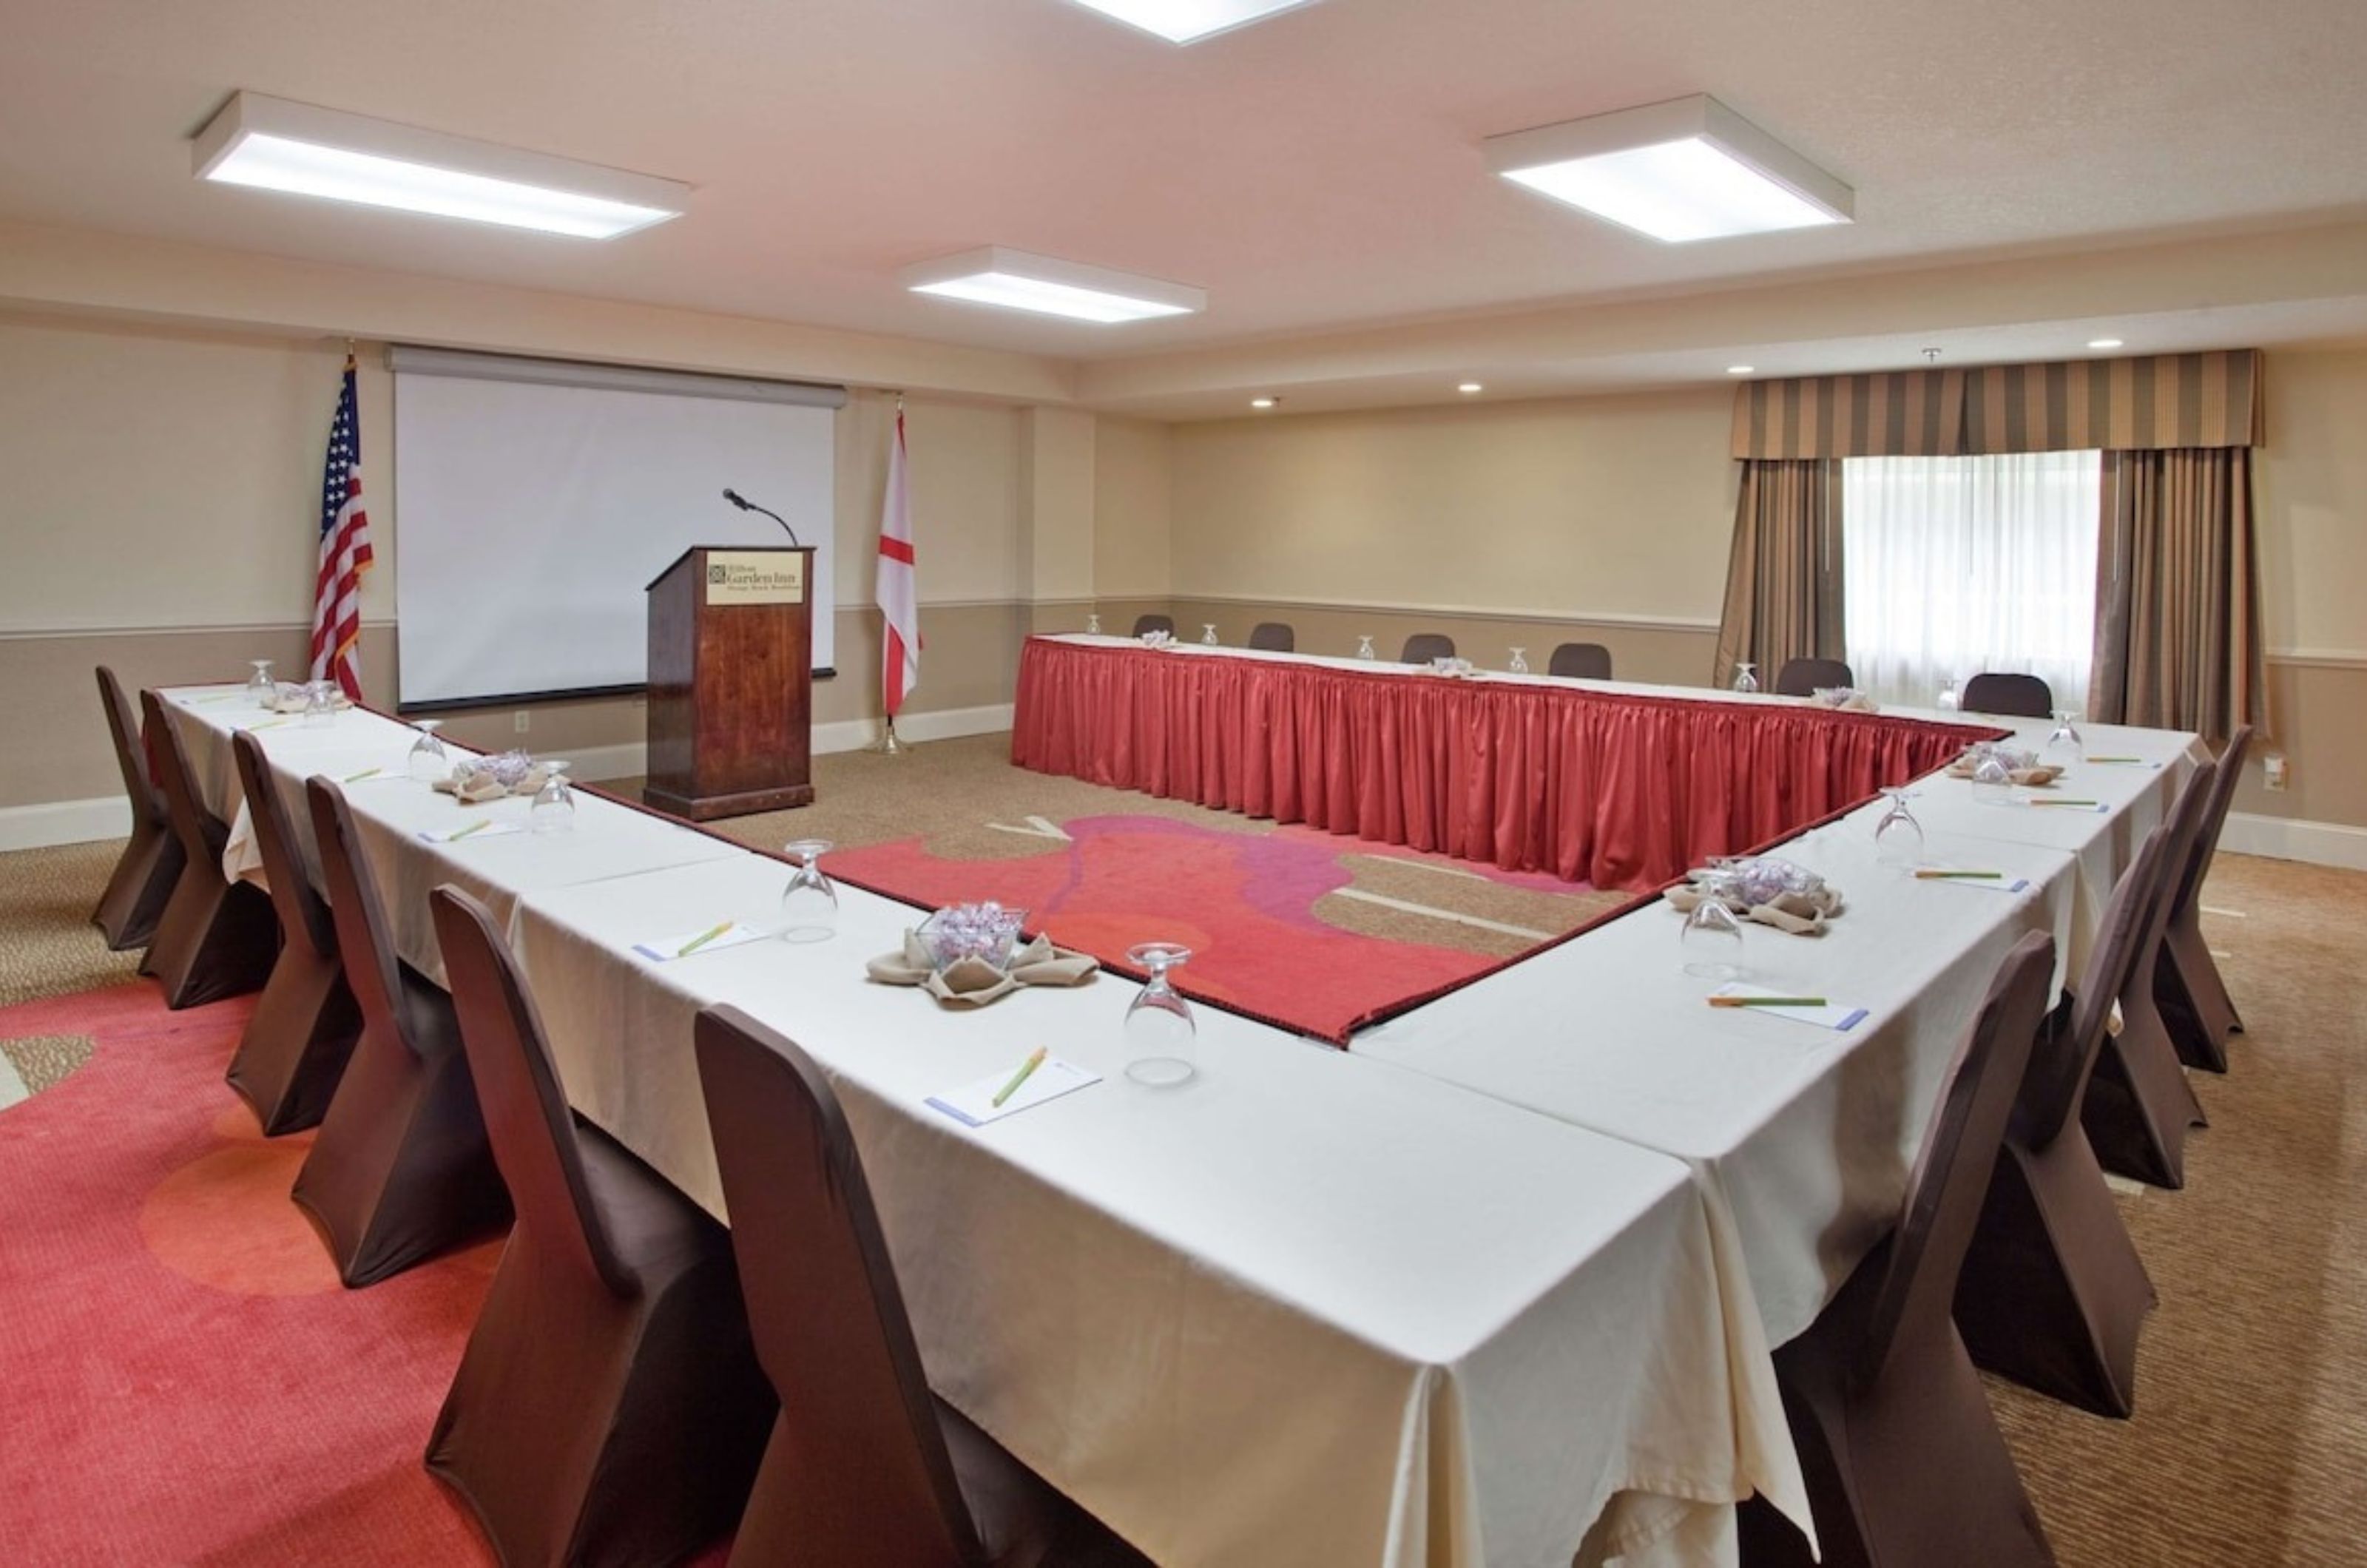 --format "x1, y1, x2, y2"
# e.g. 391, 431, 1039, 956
0, 983, 501, 1565
828, 811, 1640, 1042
